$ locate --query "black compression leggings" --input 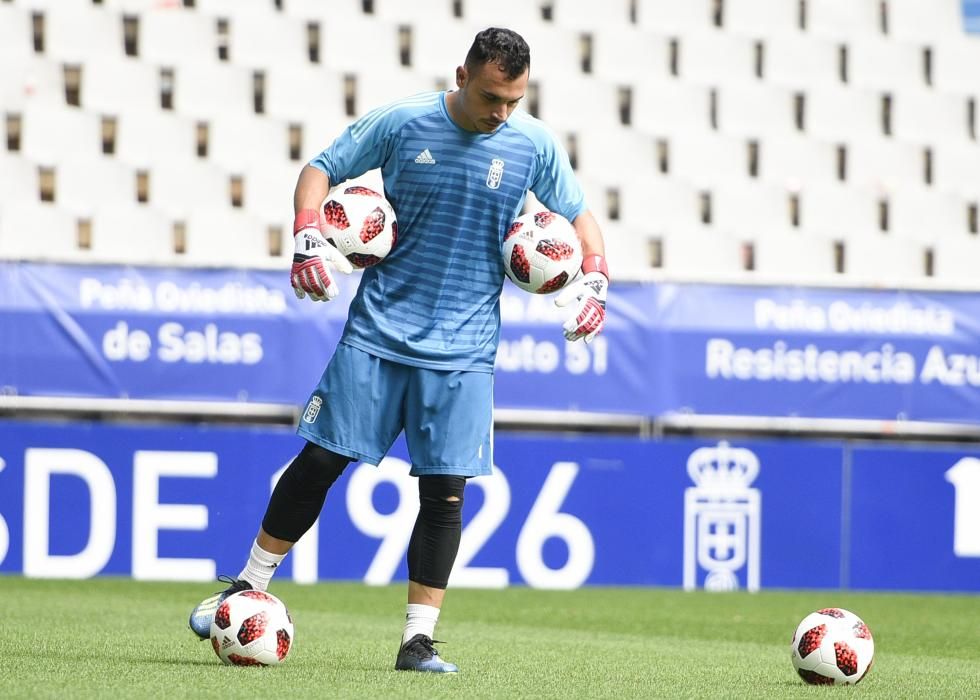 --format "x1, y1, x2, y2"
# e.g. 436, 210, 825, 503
407, 475, 466, 590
